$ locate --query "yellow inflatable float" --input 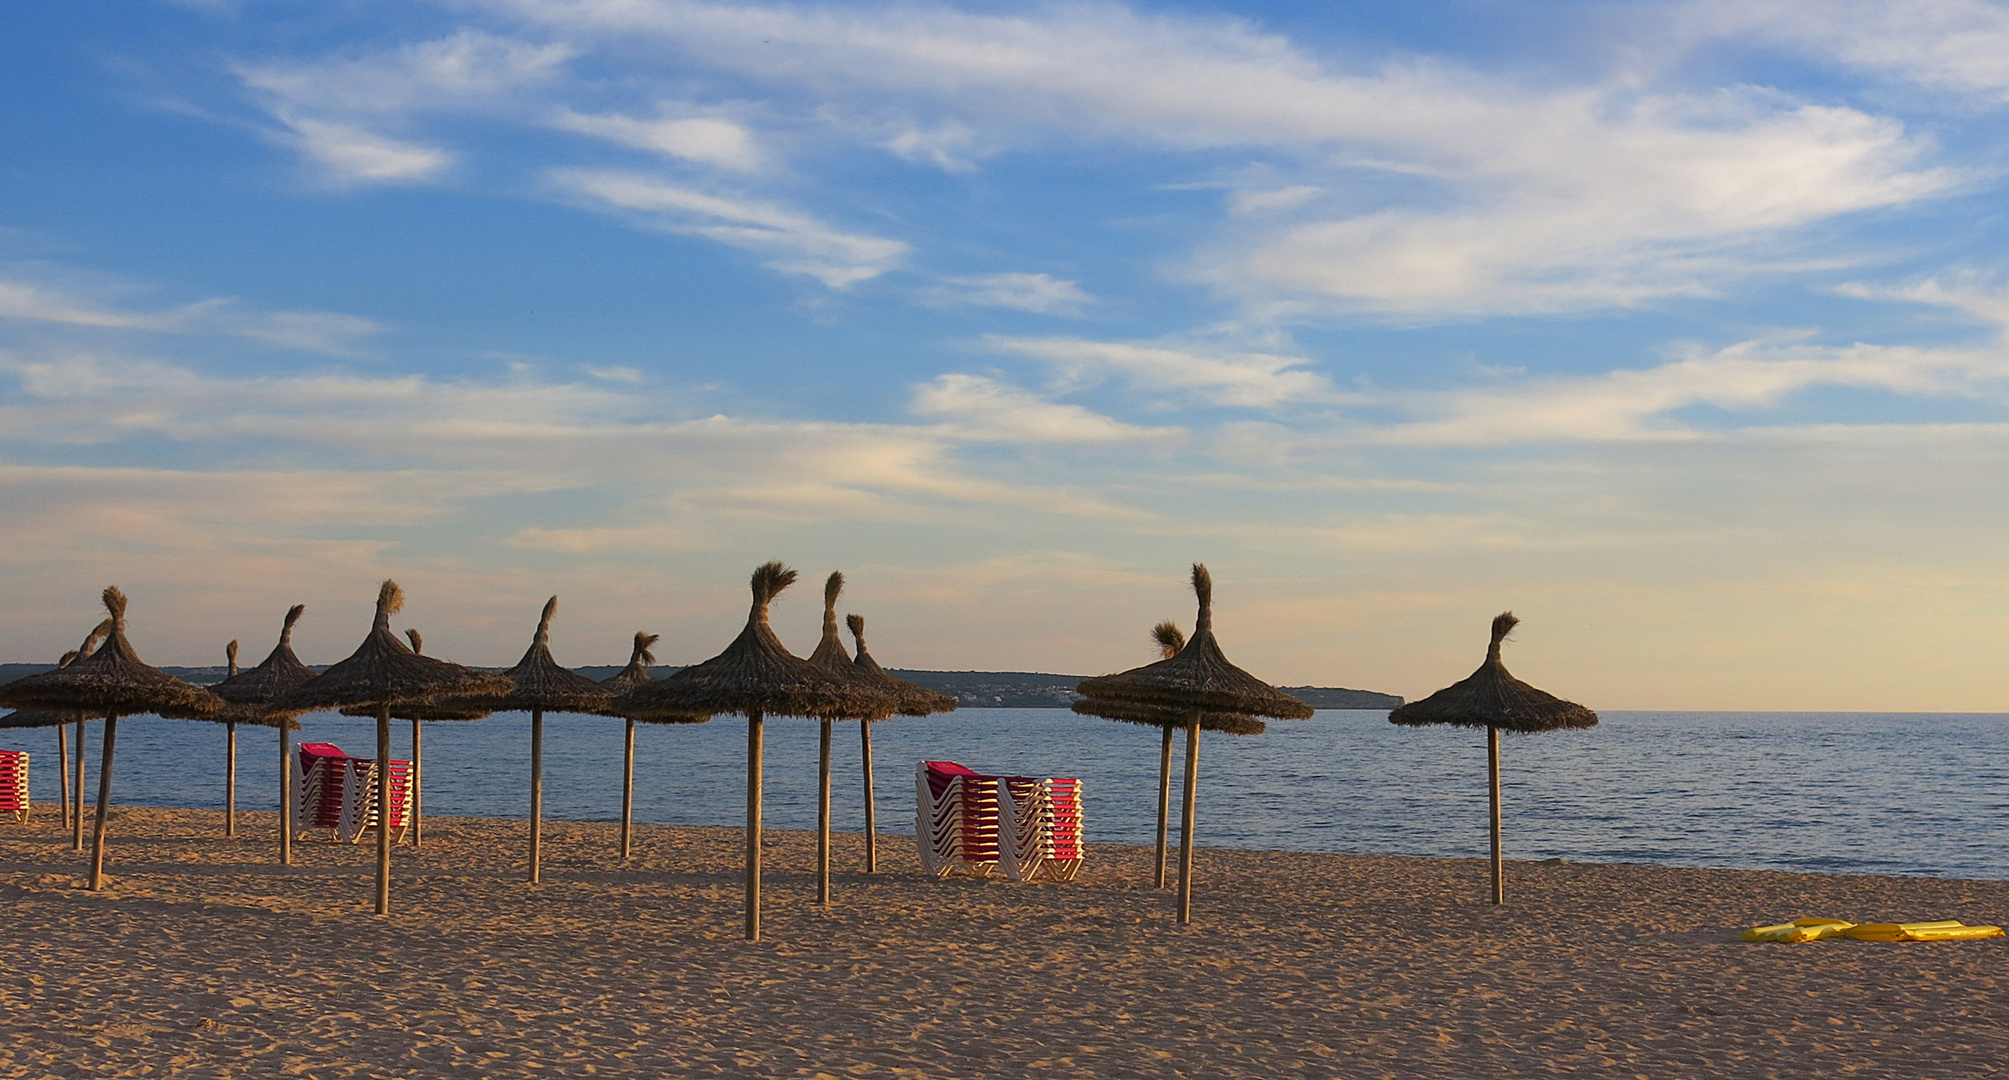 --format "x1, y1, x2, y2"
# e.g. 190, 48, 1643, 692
1742, 917, 2005, 943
